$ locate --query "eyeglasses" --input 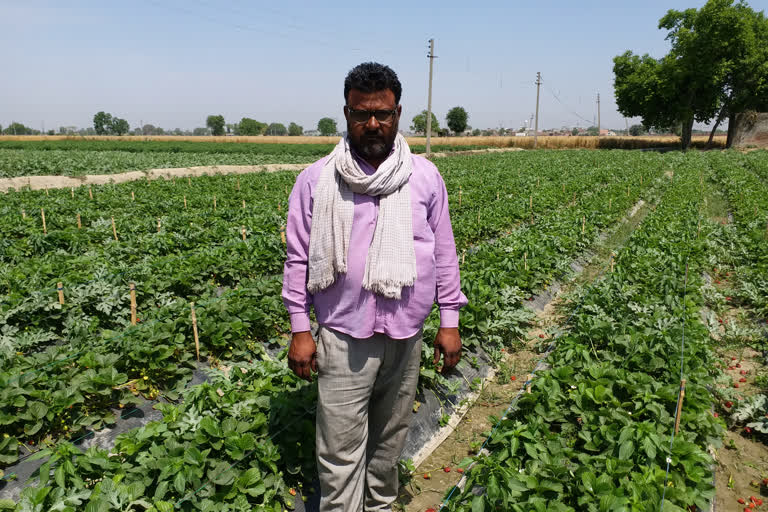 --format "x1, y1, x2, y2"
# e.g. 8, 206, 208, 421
346, 106, 397, 125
